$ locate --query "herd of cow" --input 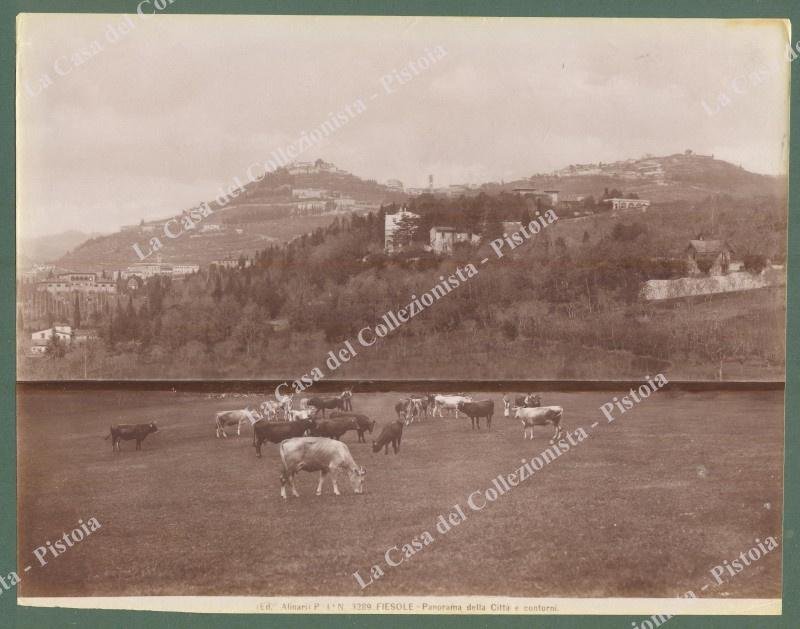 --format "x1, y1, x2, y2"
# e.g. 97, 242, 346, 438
104, 390, 566, 499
